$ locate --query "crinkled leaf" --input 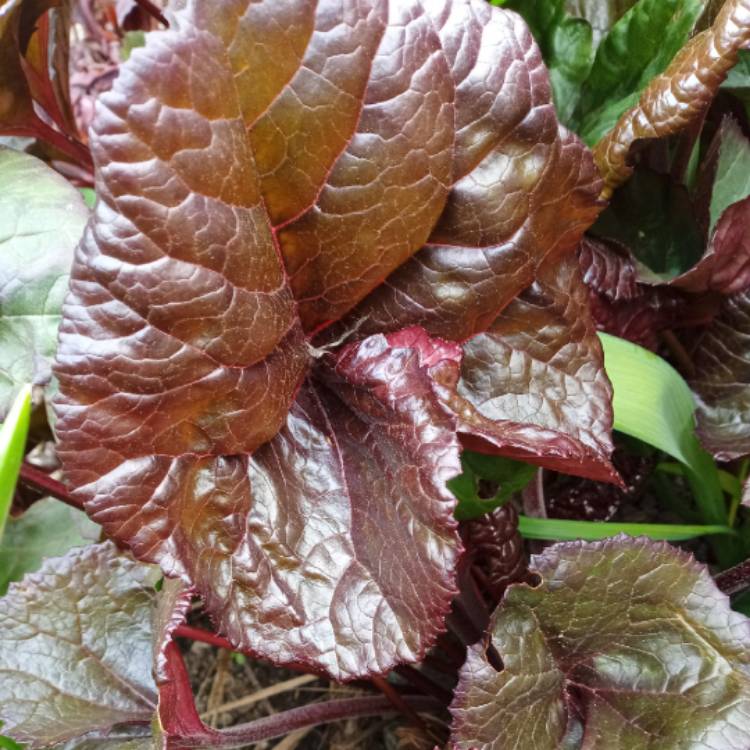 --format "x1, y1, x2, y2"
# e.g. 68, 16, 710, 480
0, 542, 160, 748
59, 328, 463, 680
0, 146, 88, 418
690, 290, 750, 460
576, 0, 706, 145
578, 236, 640, 301
594, 0, 750, 197
0, 497, 100, 594
444, 256, 618, 483
450, 535, 750, 750
333, 9, 603, 343
53, 0, 602, 680
579, 235, 720, 348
